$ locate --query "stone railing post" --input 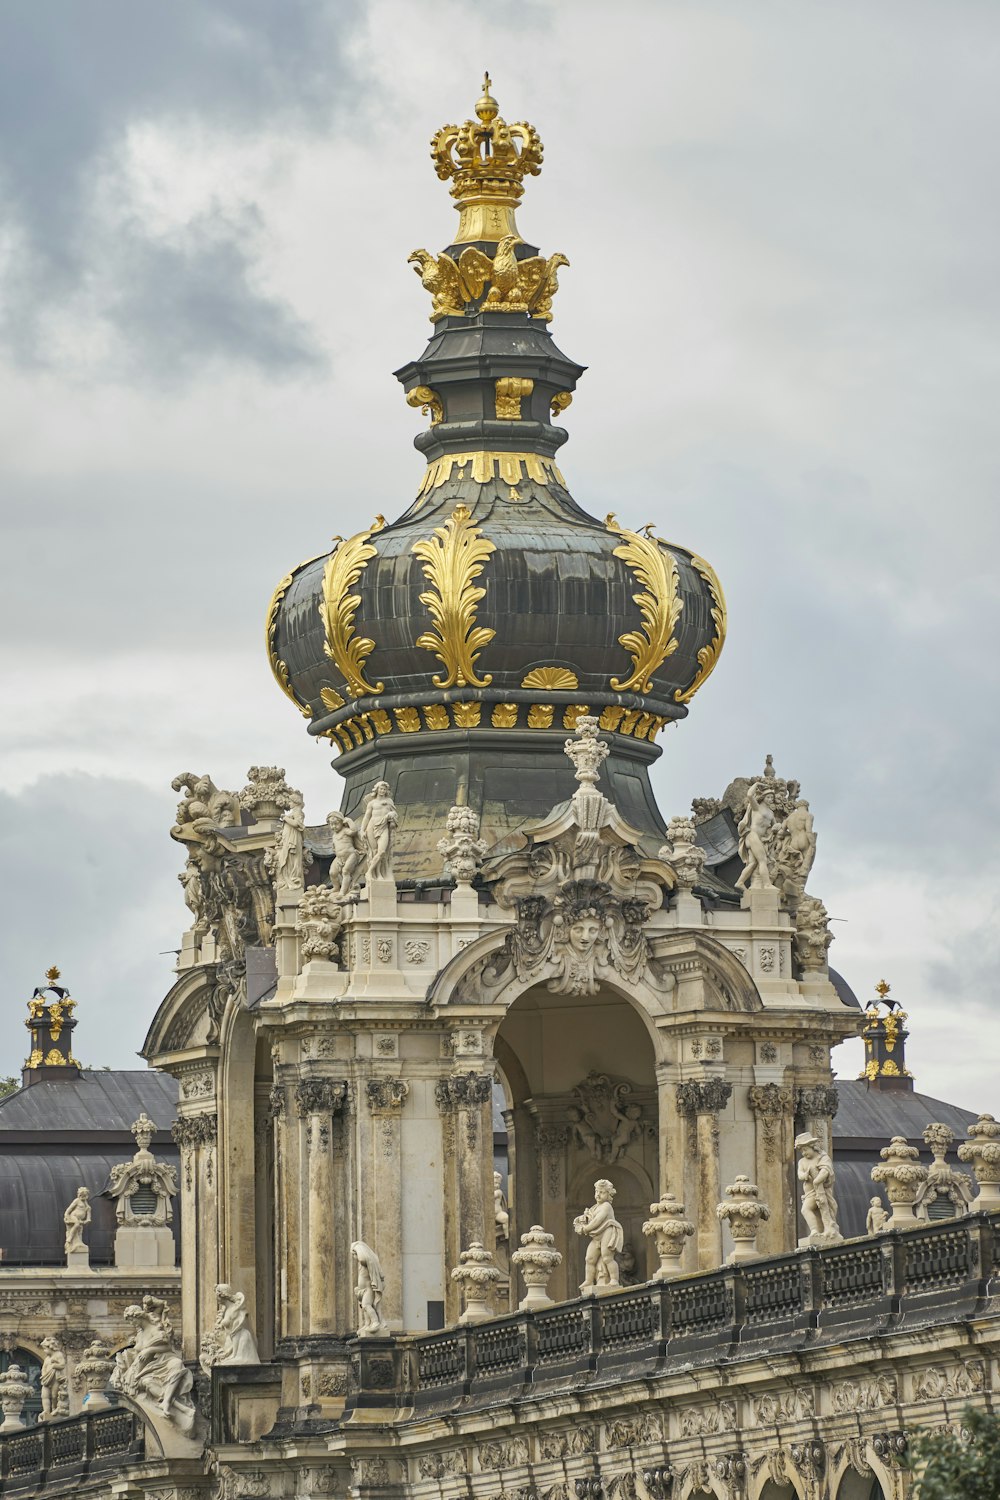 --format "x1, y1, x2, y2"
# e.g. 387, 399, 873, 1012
871, 1136, 927, 1229
958, 1114, 1000, 1211
642, 1194, 695, 1280
511, 1225, 561, 1310
717, 1174, 770, 1263
451, 1243, 502, 1324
